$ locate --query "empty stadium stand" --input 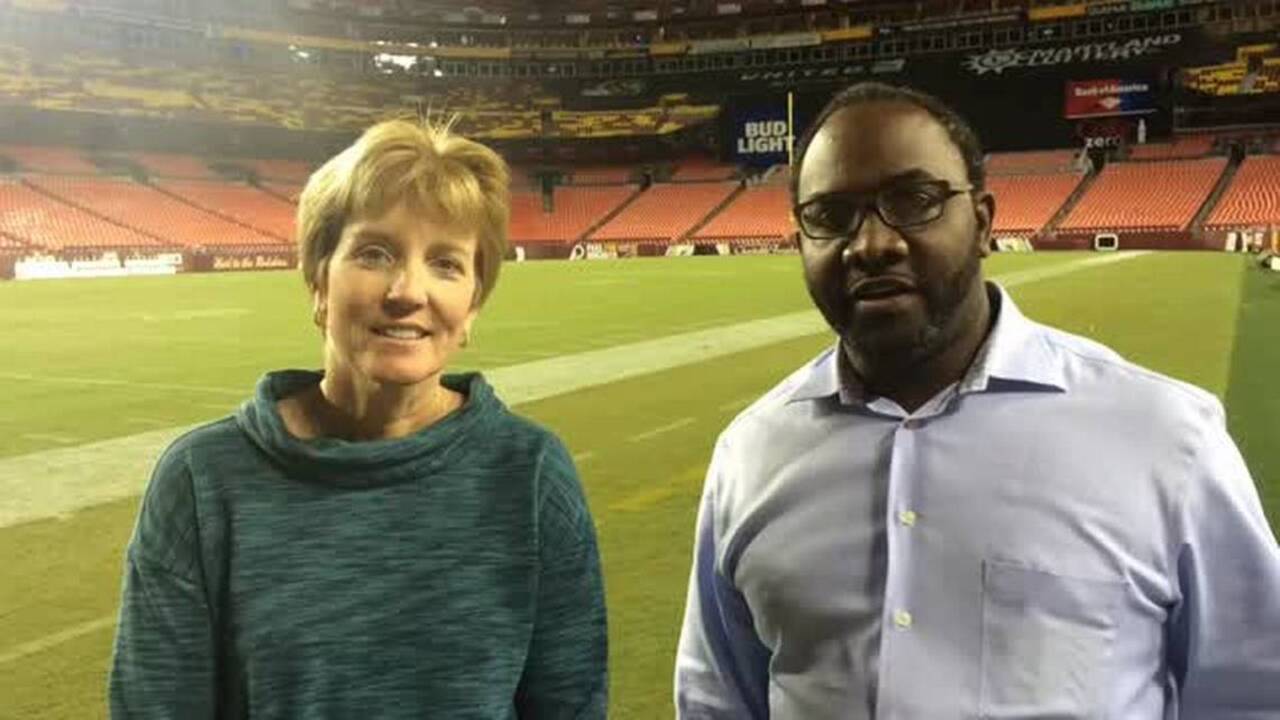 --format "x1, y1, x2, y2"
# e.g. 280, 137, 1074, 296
262, 182, 305, 203
1183, 43, 1280, 96
568, 166, 635, 184
0, 39, 720, 140
1205, 155, 1280, 228
0, 180, 160, 250
671, 157, 740, 182
510, 186, 637, 244
1059, 158, 1227, 231
591, 182, 738, 243
693, 185, 791, 243
1128, 134, 1217, 160
160, 181, 295, 241
237, 159, 314, 184
129, 152, 220, 180
988, 173, 1085, 235
27, 176, 280, 248
0, 145, 99, 175
985, 149, 1081, 175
